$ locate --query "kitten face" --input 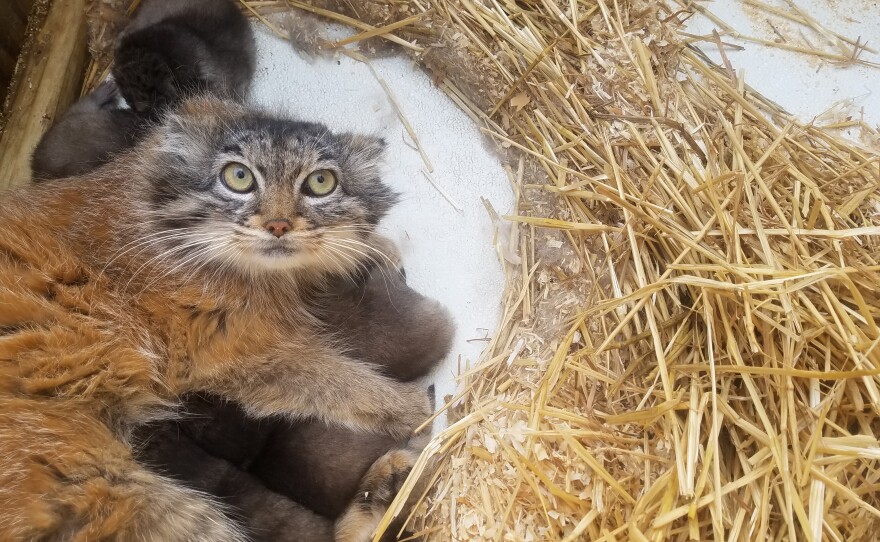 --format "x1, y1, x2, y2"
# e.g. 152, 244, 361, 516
138, 99, 397, 277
